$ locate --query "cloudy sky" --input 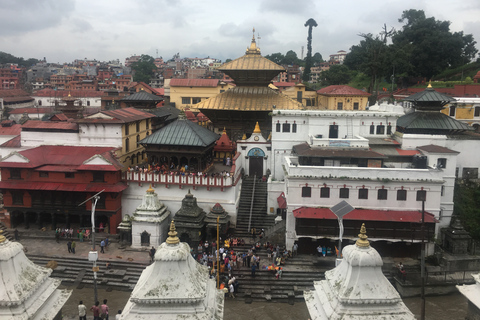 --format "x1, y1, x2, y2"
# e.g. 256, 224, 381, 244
1, 0, 479, 64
